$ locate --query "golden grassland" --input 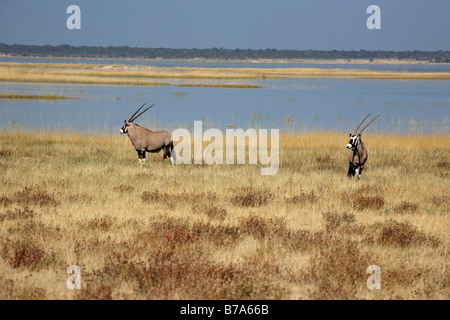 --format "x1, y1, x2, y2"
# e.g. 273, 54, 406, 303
0, 62, 449, 90
0, 130, 448, 300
